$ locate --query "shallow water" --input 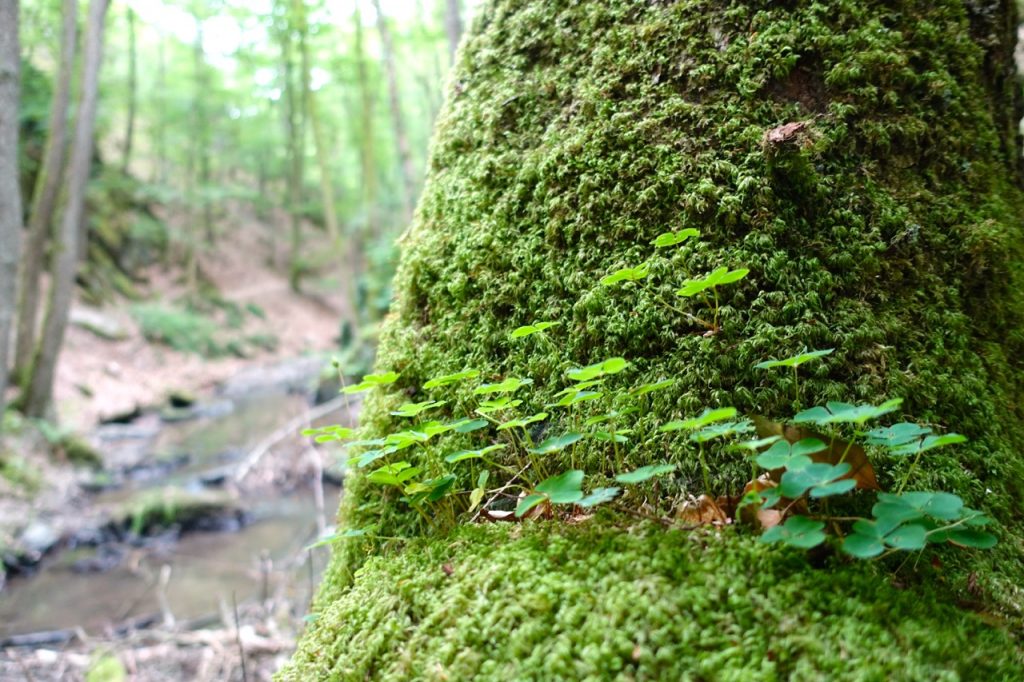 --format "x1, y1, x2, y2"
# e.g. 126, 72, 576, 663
0, 490, 338, 637
0, 369, 347, 640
